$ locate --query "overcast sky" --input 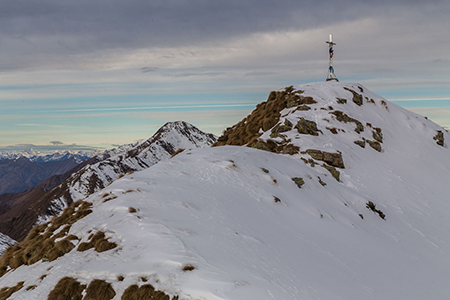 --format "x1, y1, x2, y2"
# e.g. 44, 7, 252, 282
1, 0, 449, 152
